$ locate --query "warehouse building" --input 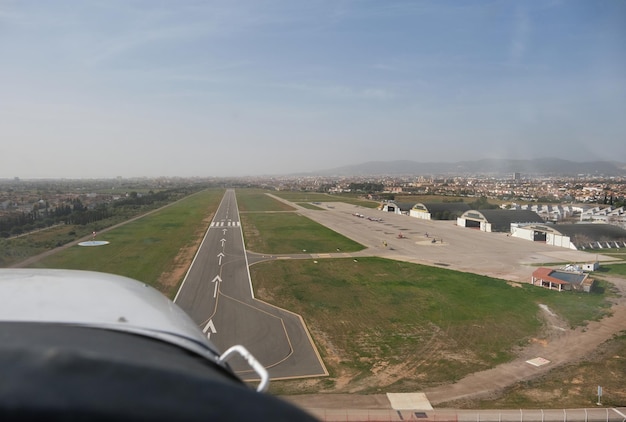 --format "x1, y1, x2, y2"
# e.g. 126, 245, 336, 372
457, 209, 544, 232
511, 223, 626, 250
